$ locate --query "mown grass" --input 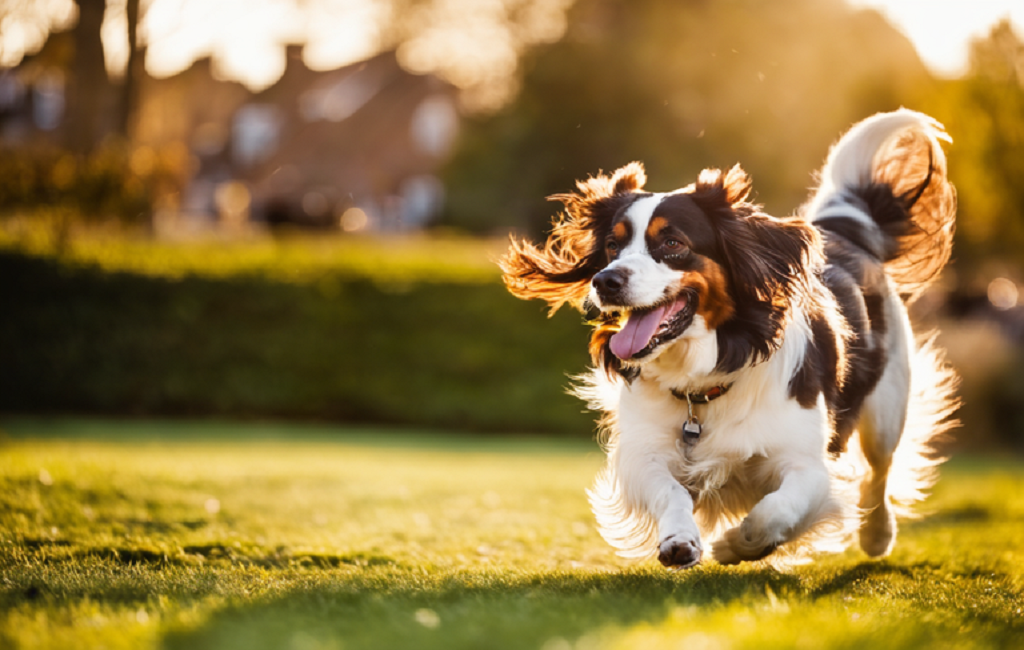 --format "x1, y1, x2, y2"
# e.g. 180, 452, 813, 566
0, 219, 503, 285
2, 418, 1023, 650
